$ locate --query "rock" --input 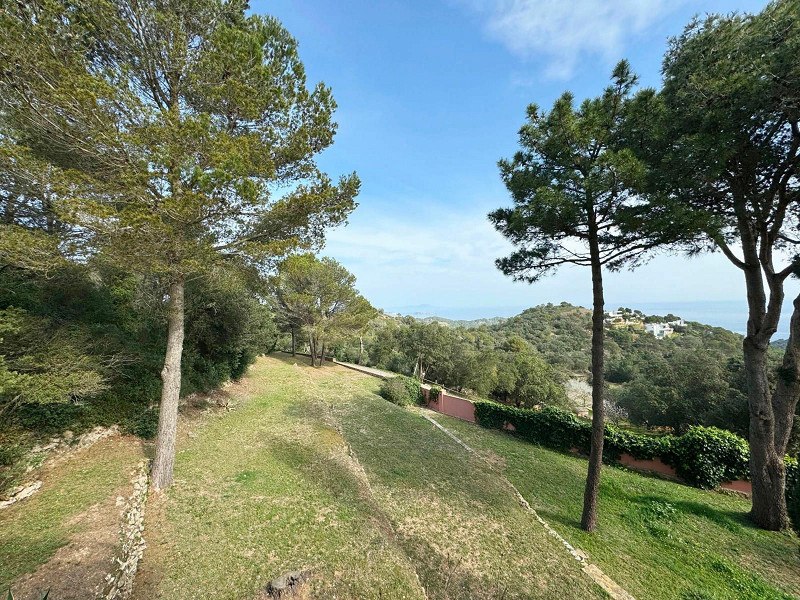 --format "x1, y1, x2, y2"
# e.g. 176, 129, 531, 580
63, 430, 74, 442
264, 570, 311, 598
0, 480, 42, 509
